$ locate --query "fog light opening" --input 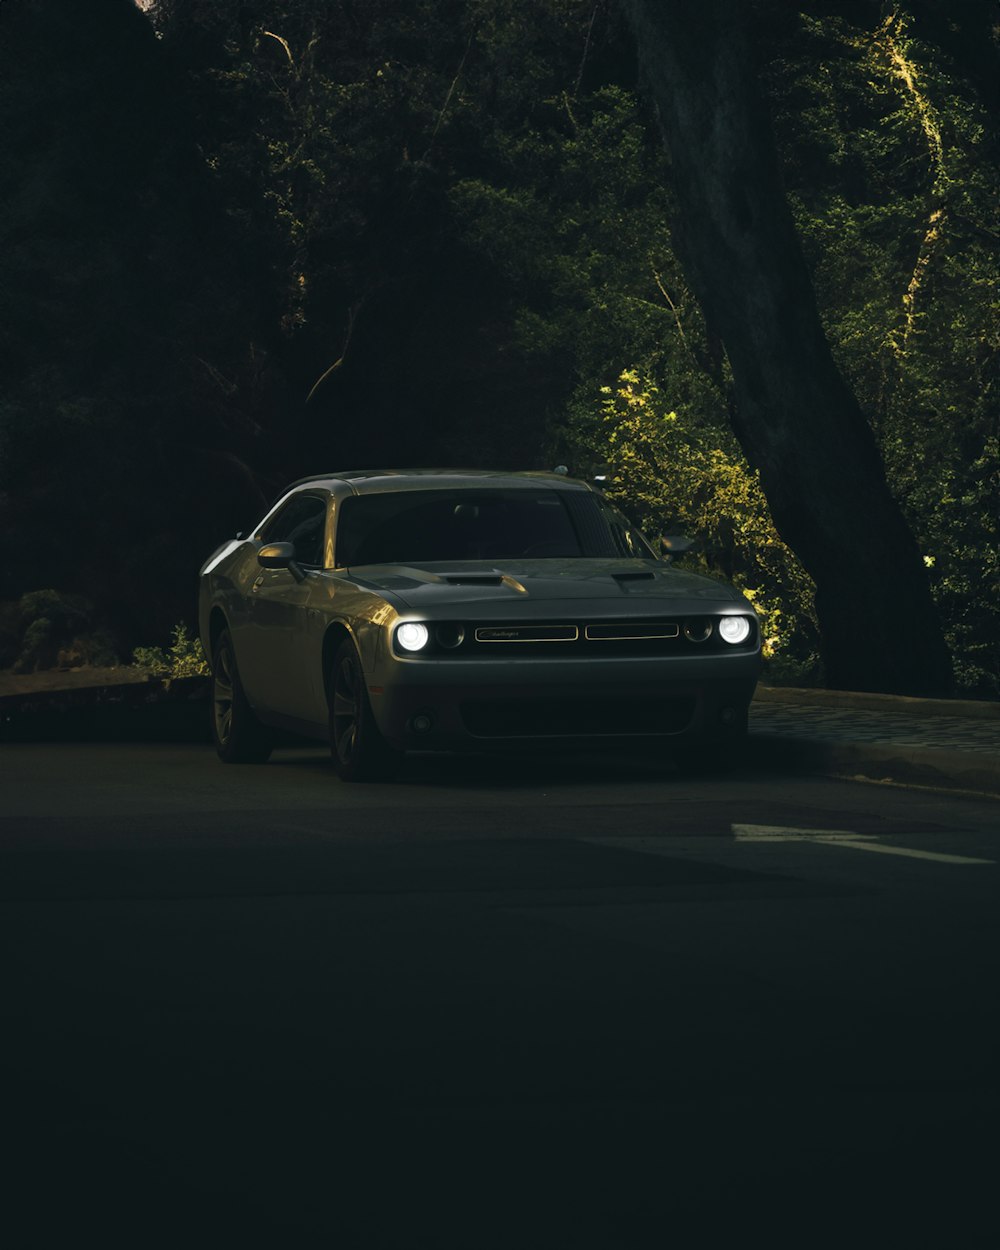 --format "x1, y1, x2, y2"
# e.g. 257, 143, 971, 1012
719, 705, 738, 726
435, 623, 465, 650
410, 713, 434, 735
683, 618, 713, 643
